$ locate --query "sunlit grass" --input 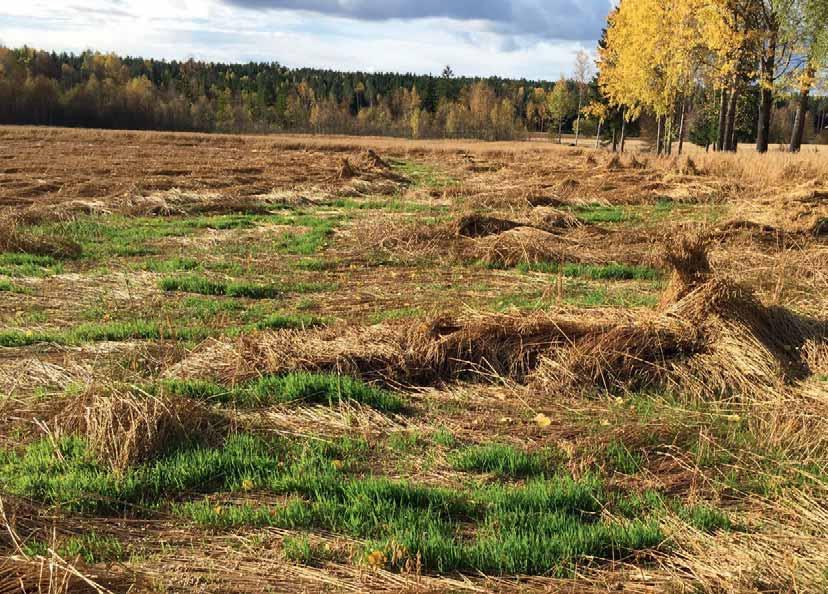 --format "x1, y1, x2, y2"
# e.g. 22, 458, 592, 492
161, 372, 404, 412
